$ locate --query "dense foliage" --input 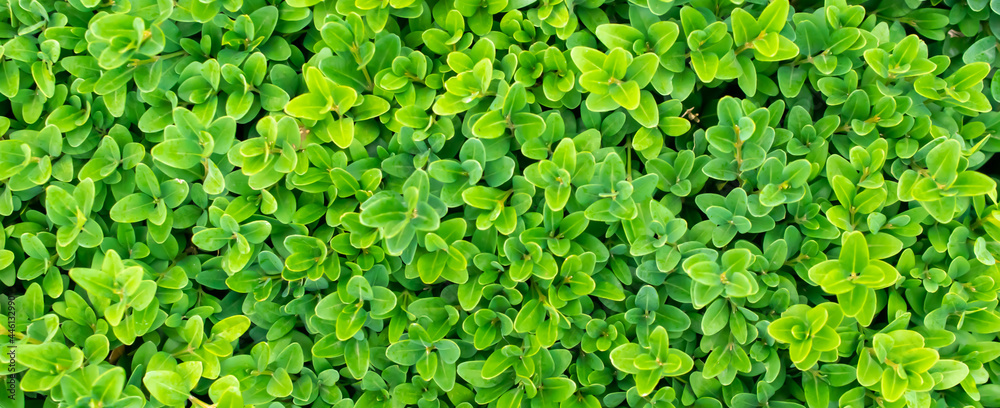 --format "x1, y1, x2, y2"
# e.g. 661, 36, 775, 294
3, 0, 1000, 407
